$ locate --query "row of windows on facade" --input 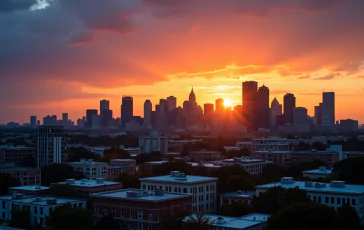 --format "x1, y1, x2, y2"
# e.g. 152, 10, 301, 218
310, 195, 357, 206
94, 207, 186, 220
192, 194, 215, 203
192, 202, 215, 213
8, 202, 84, 214
142, 184, 215, 193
